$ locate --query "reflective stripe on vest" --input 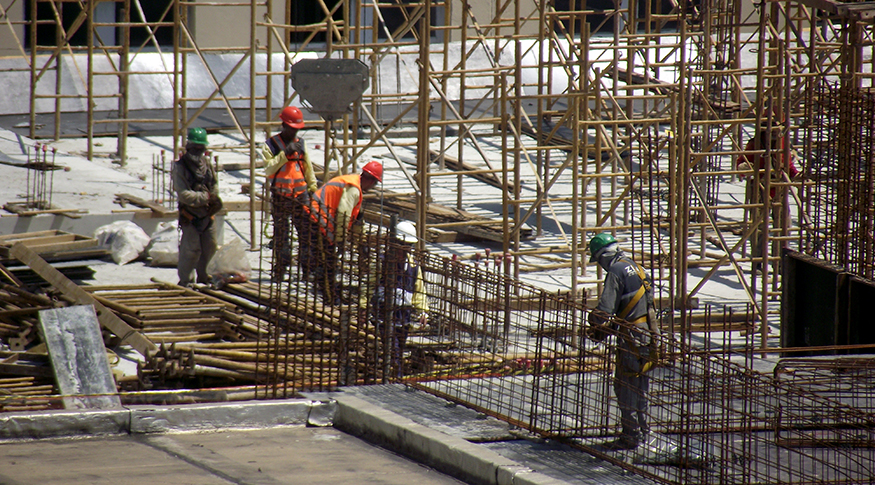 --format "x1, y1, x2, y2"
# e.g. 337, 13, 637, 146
267, 134, 308, 198
308, 173, 362, 244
